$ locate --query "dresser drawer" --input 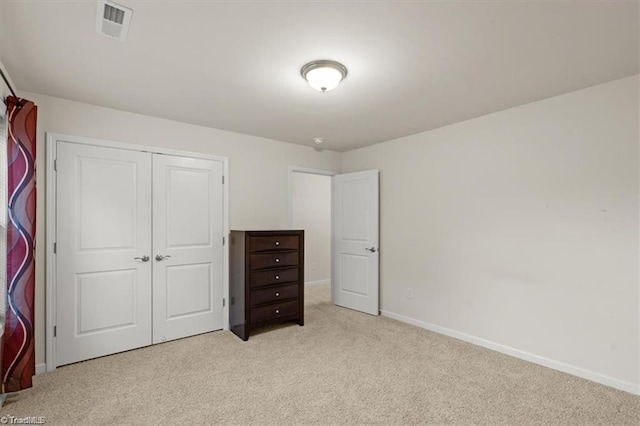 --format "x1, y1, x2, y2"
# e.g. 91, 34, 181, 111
250, 251, 299, 270
250, 235, 300, 252
250, 300, 299, 323
250, 268, 299, 288
251, 284, 299, 307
